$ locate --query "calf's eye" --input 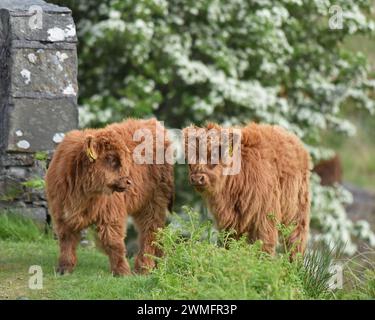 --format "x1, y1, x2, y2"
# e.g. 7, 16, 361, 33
207, 163, 217, 169
106, 155, 121, 170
